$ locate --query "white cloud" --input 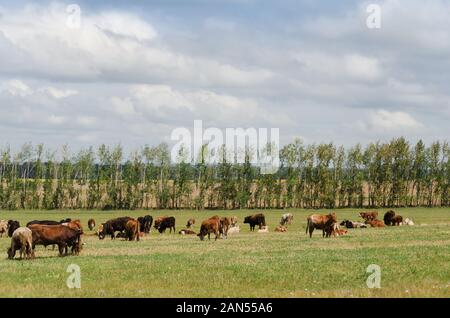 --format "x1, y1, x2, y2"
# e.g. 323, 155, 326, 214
48, 114, 66, 125
345, 54, 382, 81
360, 109, 423, 132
